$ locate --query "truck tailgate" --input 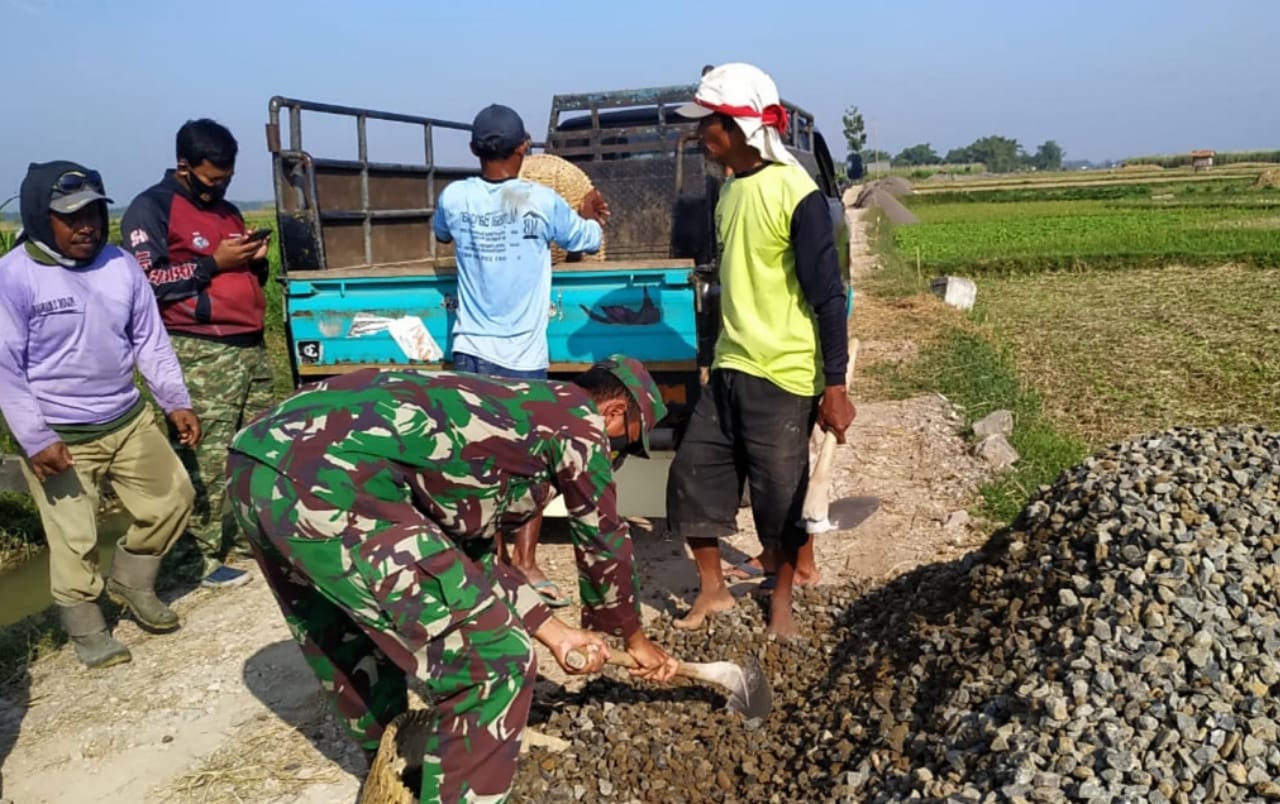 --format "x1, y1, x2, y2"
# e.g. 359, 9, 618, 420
286, 261, 700, 375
